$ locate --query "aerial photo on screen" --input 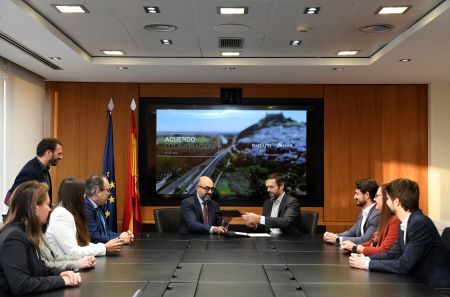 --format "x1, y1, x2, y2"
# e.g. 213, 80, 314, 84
155, 109, 307, 201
